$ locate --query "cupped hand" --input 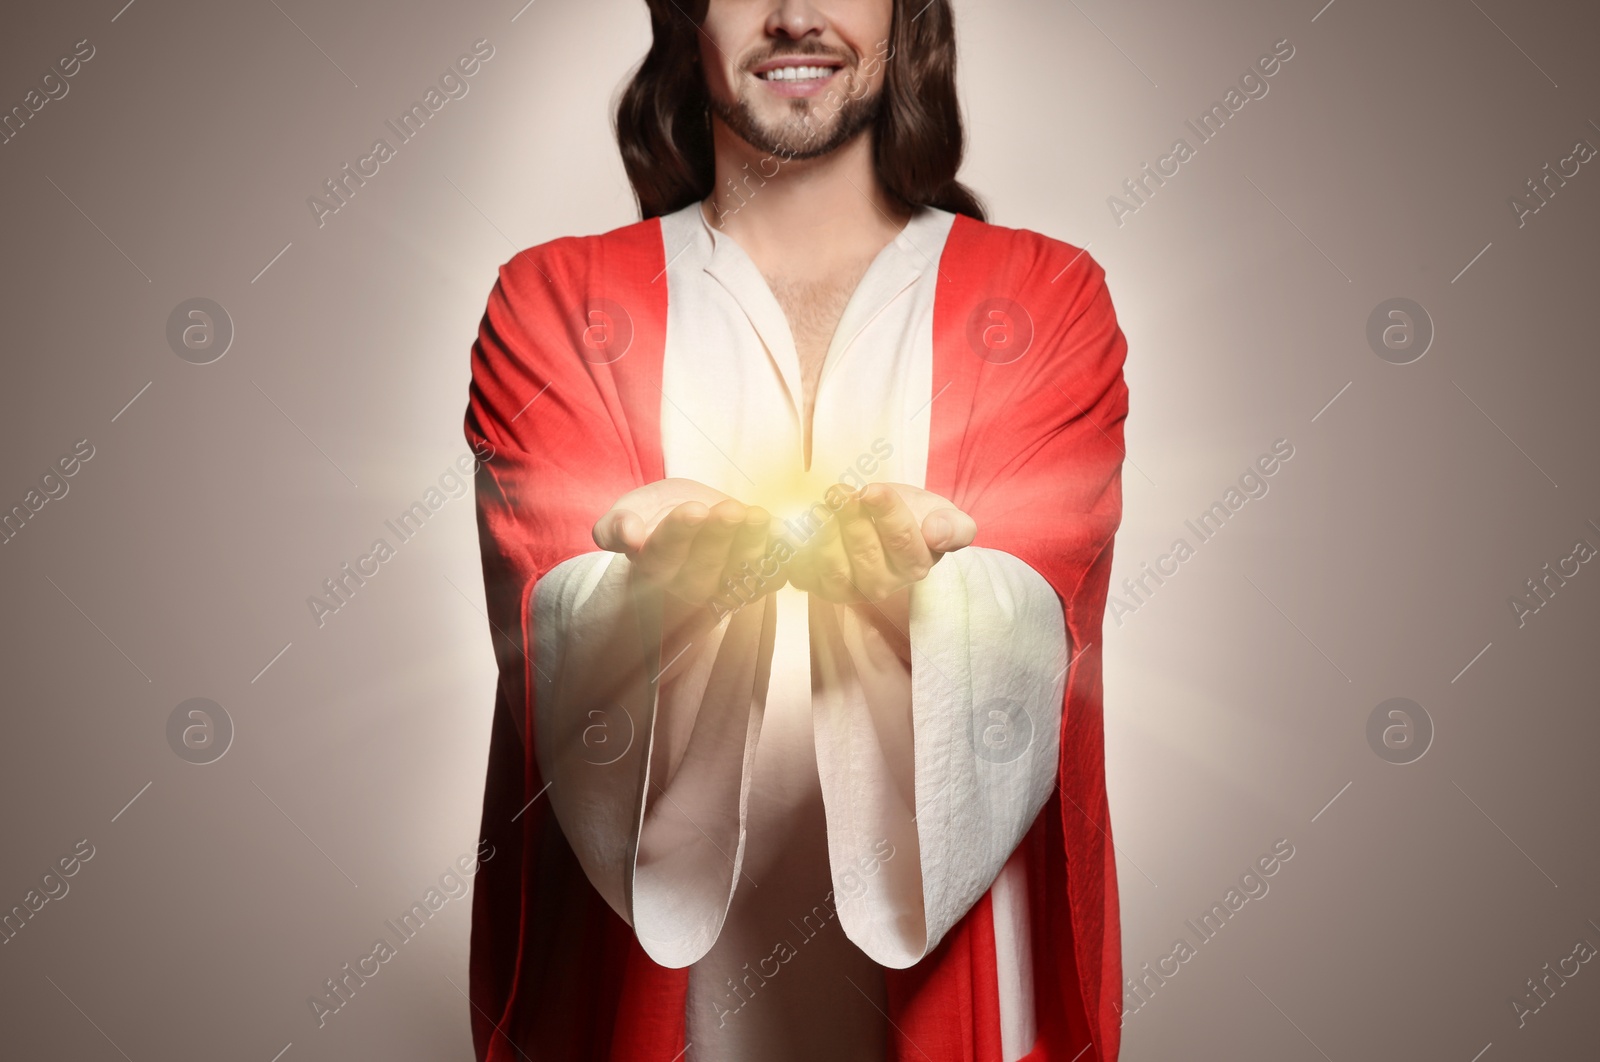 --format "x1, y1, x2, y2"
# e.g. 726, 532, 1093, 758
786, 482, 976, 604
592, 478, 781, 609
